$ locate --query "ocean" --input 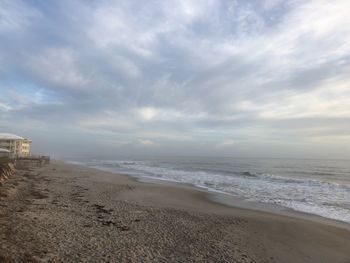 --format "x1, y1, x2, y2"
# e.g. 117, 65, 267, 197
69, 156, 350, 224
